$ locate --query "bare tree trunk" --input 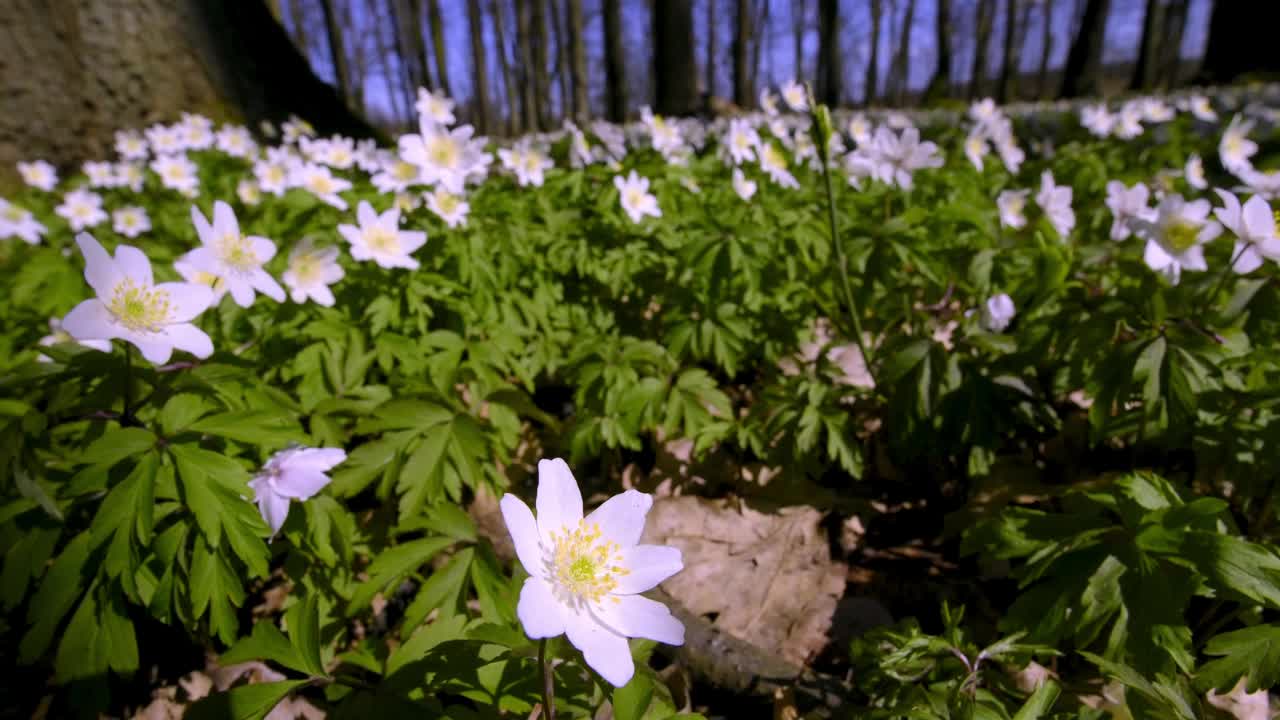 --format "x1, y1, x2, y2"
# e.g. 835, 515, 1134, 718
530, 0, 551, 129
999, 0, 1027, 101
1159, 0, 1188, 86
865, 0, 881, 104
733, 0, 753, 107
1060, 0, 1109, 97
318, 0, 351, 101
341, 0, 366, 111
425, 0, 450, 97
889, 0, 916, 103
1130, 0, 1163, 90
815, 0, 841, 105
924, 0, 950, 101
792, 0, 806, 82
969, 0, 994, 99
492, 0, 521, 134
602, 0, 627, 121
372, 0, 407, 126
0, 0, 377, 188
568, 0, 589, 123
706, 0, 717, 101
751, 0, 769, 96
515, 0, 537, 129
467, 0, 490, 132
1036, 0, 1053, 98
552, 0, 571, 121
288, 0, 311, 62
654, 0, 698, 116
